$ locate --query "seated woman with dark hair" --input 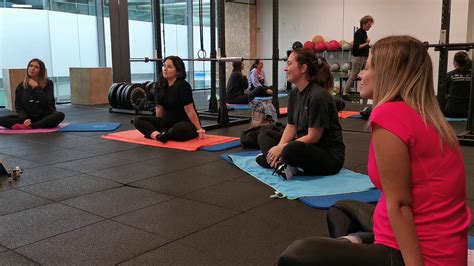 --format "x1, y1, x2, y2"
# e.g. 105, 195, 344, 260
248, 59, 273, 97
133, 56, 205, 143
0, 58, 65, 129
444, 51, 472, 118
226, 61, 273, 104
256, 48, 345, 180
